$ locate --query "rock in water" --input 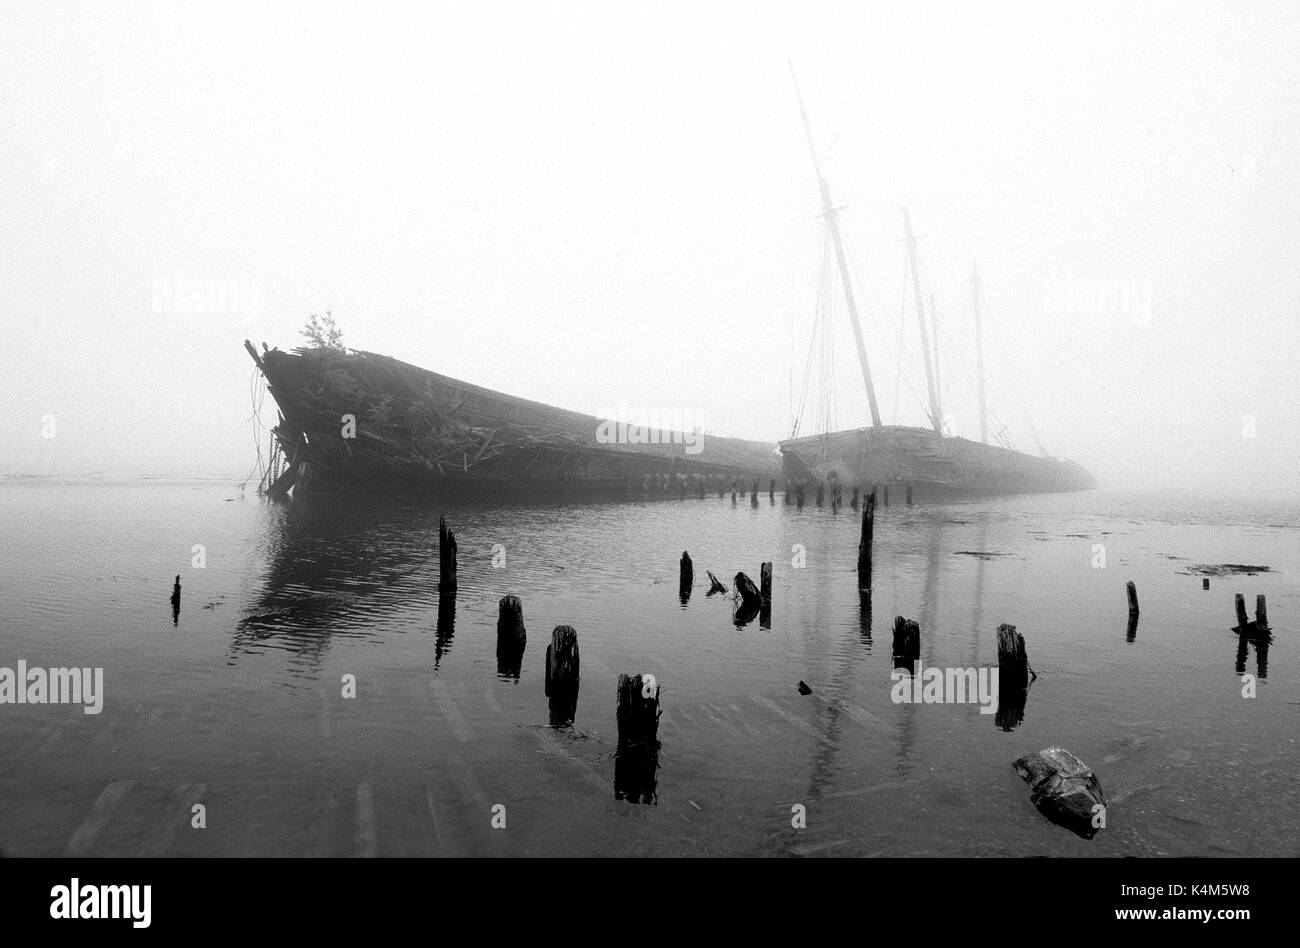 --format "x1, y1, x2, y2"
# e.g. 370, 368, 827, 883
1013, 747, 1107, 839
796, 680, 812, 695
